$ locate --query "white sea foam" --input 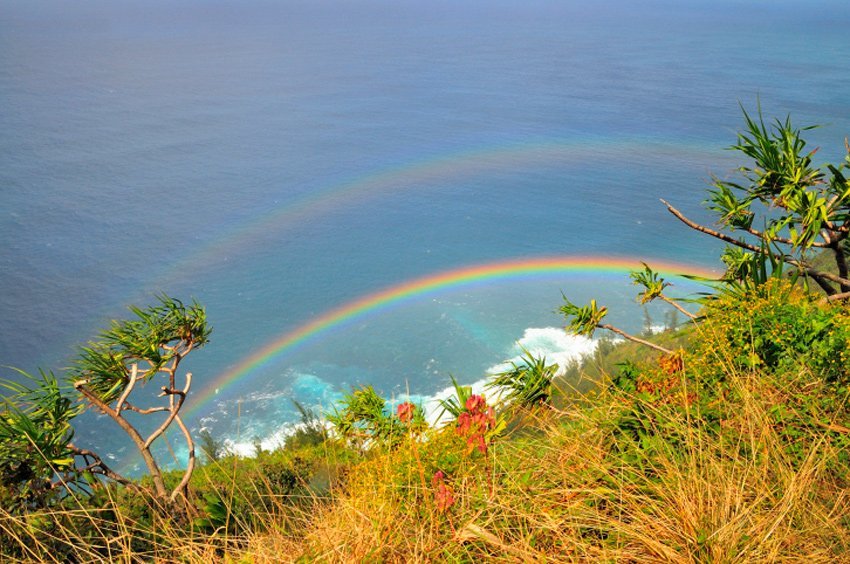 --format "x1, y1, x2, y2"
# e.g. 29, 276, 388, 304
487, 327, 597, 377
